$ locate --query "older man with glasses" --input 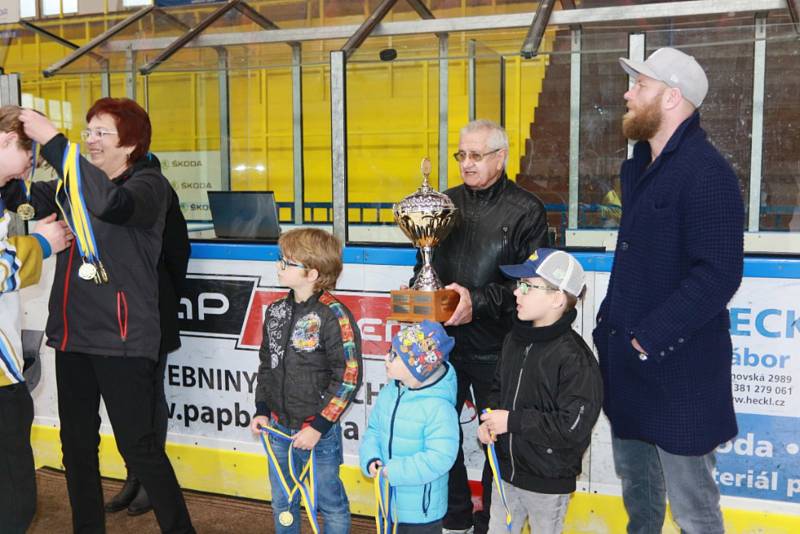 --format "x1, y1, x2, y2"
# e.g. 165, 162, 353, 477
410, 119, 549, 534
